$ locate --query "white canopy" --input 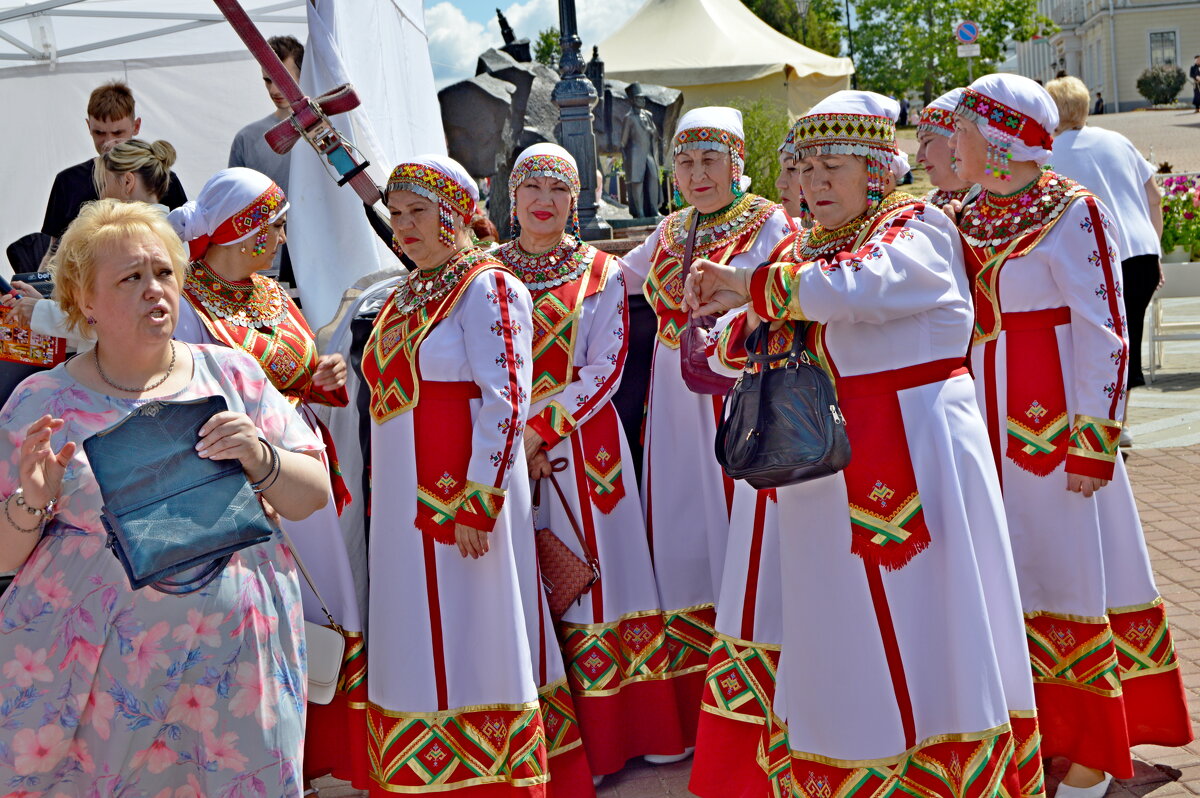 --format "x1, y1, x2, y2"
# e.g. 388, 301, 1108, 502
598, 0, 854, 116
0, 1, 445, 327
